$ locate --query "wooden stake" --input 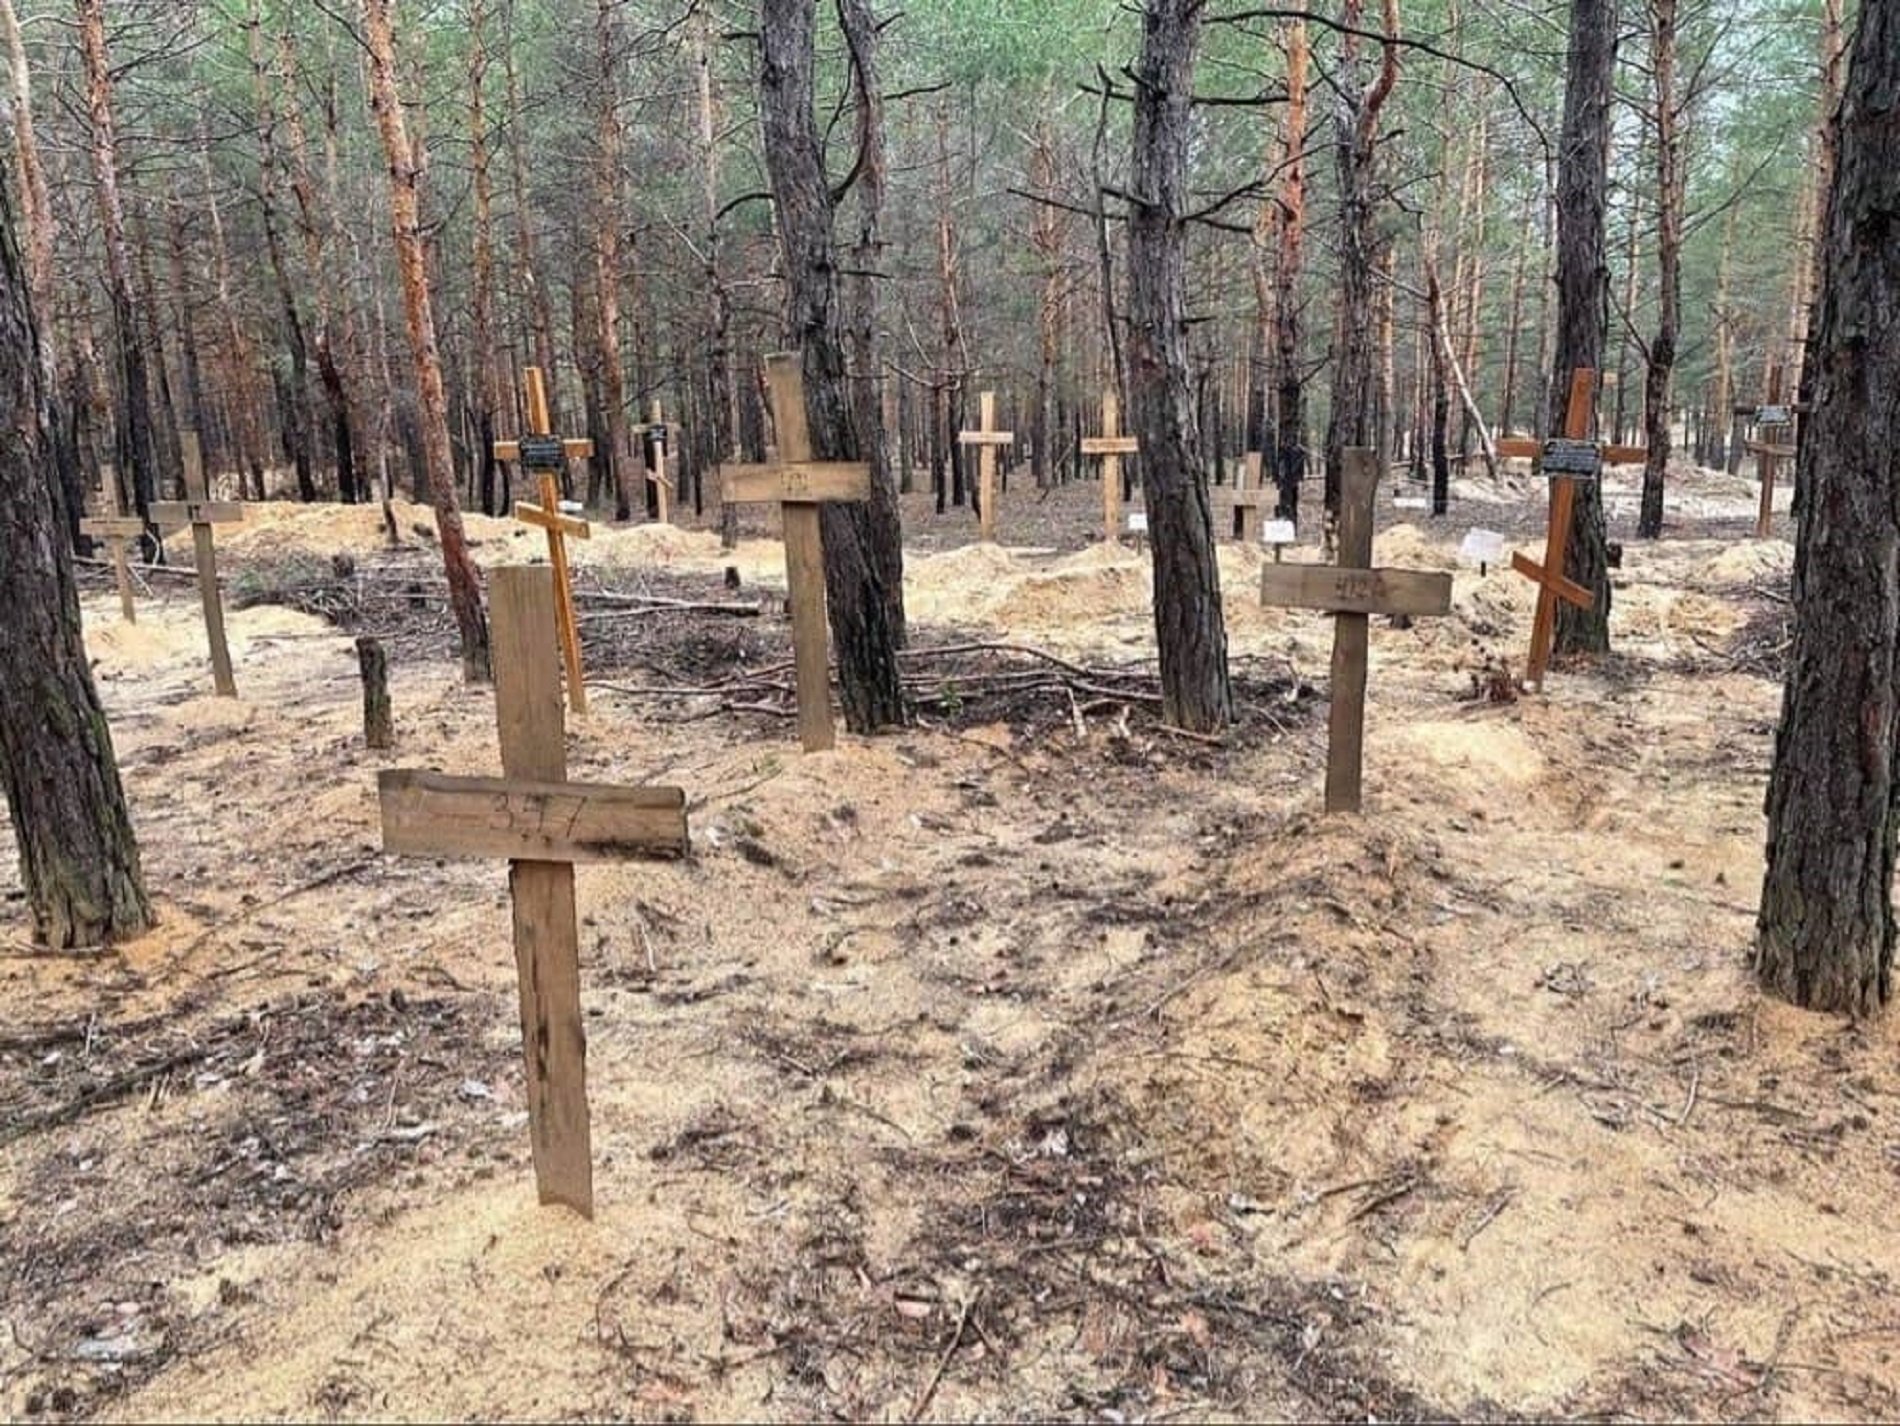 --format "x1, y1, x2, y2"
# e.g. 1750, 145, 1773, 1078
716, 353, 874, 753
957, 391, 1015, 544
1080, 390, 1138, 544
648, 398, 672, 525
501, 366, 592, 713
375, 565, 689, 1218
1743, 364, 1794, 538
78, 462, 140, 624
1231, 451, 1271, 544
1261, 448, 1451, 813
1498, 368, 1645, 689
356, 635, 393, 749
150, 431, 241, 697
